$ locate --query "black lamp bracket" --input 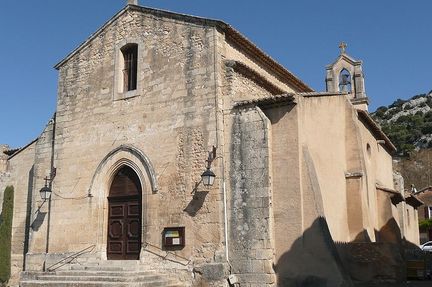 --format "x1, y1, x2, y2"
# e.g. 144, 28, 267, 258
43, 168, 57, 187
206, 146, 217, 169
